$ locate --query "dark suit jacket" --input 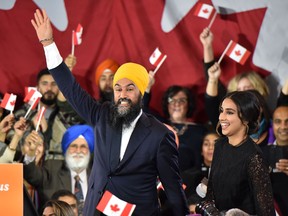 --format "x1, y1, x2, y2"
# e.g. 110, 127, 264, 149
49, 62, 189, 216
24, 159, 90, 212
